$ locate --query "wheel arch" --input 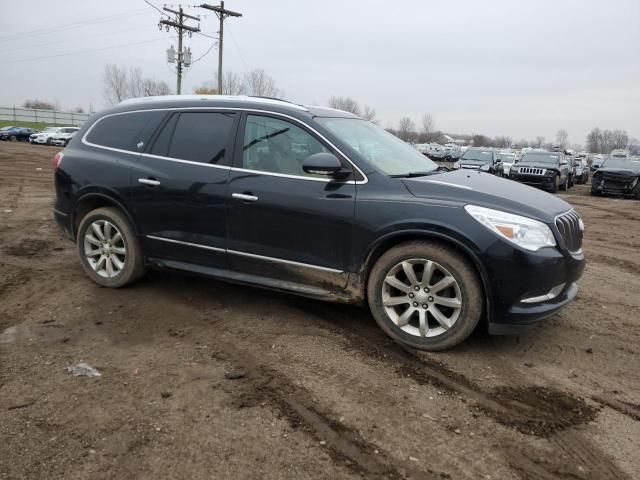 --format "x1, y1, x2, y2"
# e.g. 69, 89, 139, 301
357, 230, 493, 325
71, 192, 137, 241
